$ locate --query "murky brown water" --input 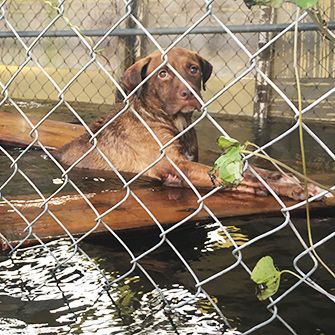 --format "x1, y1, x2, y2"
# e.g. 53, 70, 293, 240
0, 101, 334, 334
